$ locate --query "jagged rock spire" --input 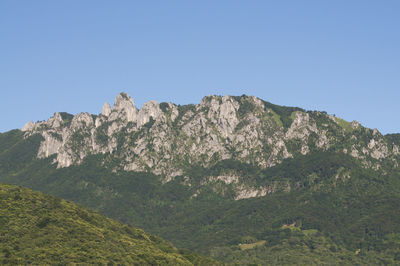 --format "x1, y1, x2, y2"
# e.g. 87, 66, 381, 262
110, 92, 138, 122
102, 102, 111, 117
